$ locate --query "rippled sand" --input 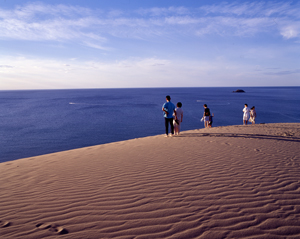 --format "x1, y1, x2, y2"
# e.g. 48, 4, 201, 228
1, 123, 300, 238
